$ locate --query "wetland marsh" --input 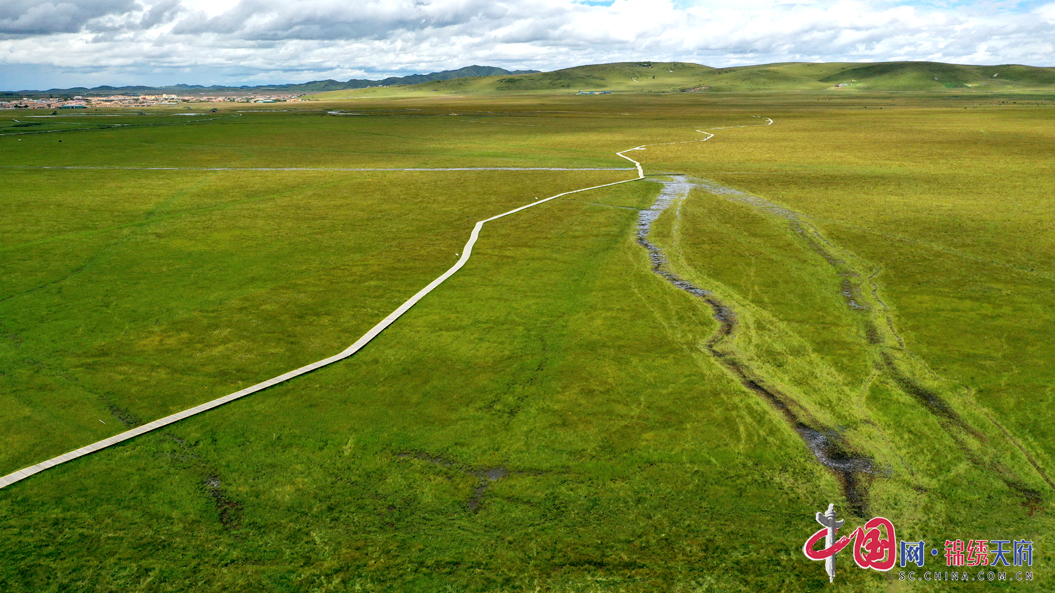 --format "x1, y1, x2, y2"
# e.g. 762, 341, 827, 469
1, 91, 1052, 591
